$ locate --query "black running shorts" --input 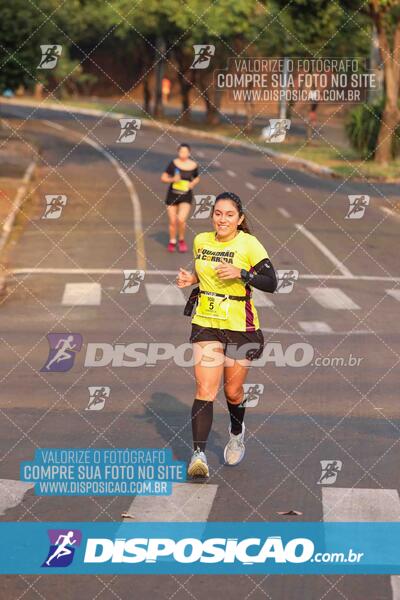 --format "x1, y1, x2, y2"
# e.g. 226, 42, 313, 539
190, 324, 264, 361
